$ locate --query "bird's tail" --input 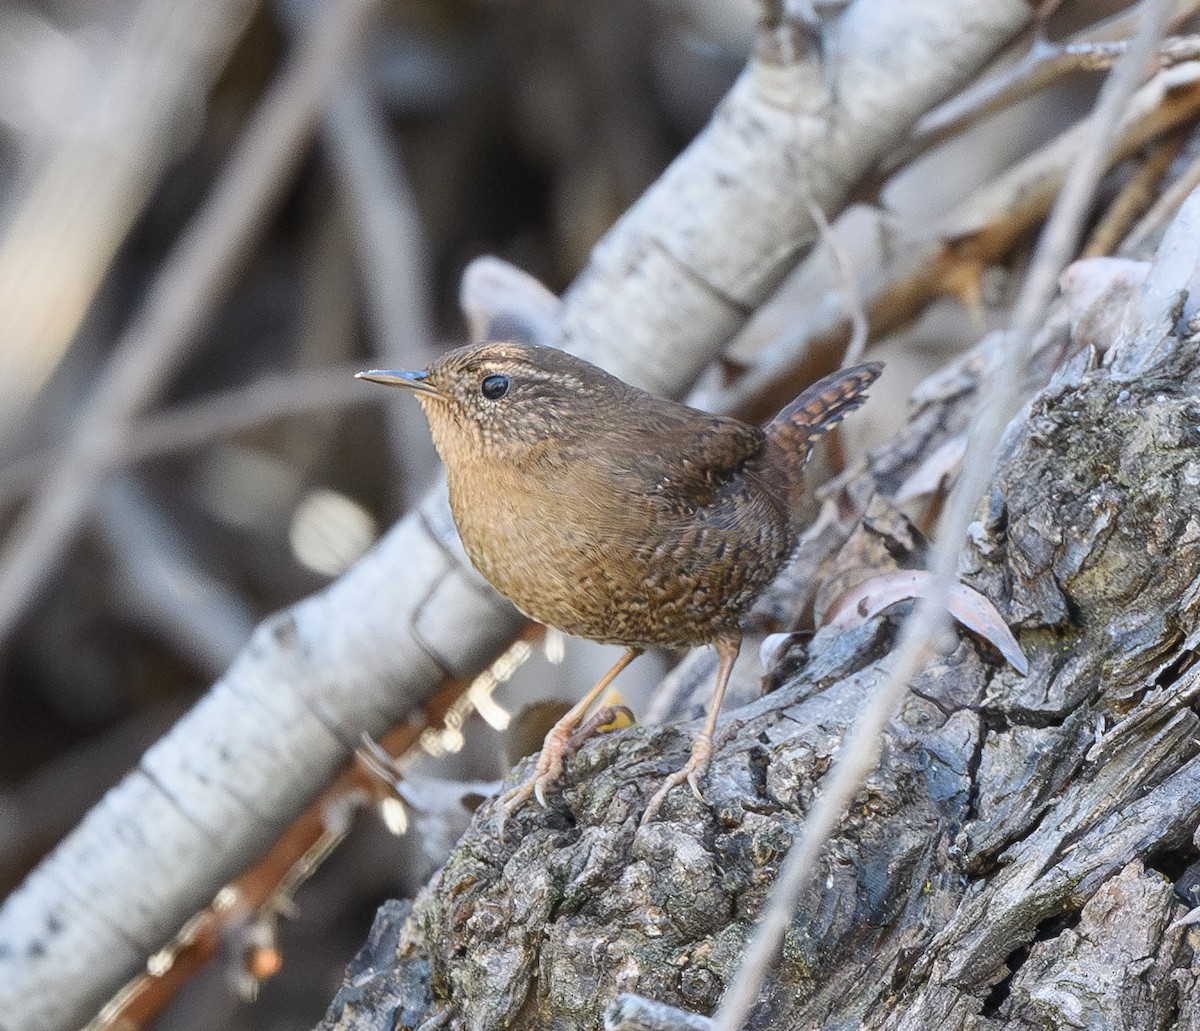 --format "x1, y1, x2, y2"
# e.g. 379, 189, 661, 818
765, 362, 883, 470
